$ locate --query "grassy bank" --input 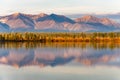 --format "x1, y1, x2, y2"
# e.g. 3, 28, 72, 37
0, 32, 120, 42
